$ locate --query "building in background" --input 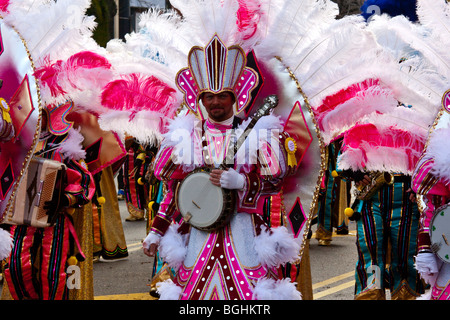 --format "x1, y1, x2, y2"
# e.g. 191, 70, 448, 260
87, 0, 171, 47
117, 0, 171, 40
89, 0, 366, 47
